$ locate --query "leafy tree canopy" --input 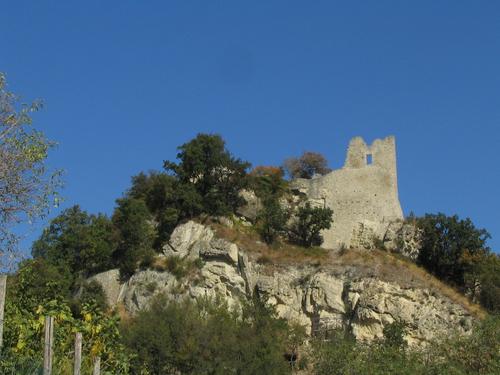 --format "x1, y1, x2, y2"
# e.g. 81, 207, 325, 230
289, 203, 333, 247
32, 205, 115, 278
164, 133, 250, 216
416, 213, 491, 288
